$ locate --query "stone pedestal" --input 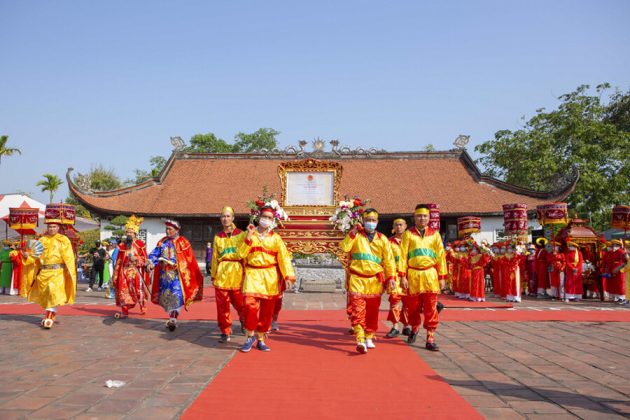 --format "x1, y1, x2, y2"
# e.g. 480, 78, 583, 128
295, 266, 345, 292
